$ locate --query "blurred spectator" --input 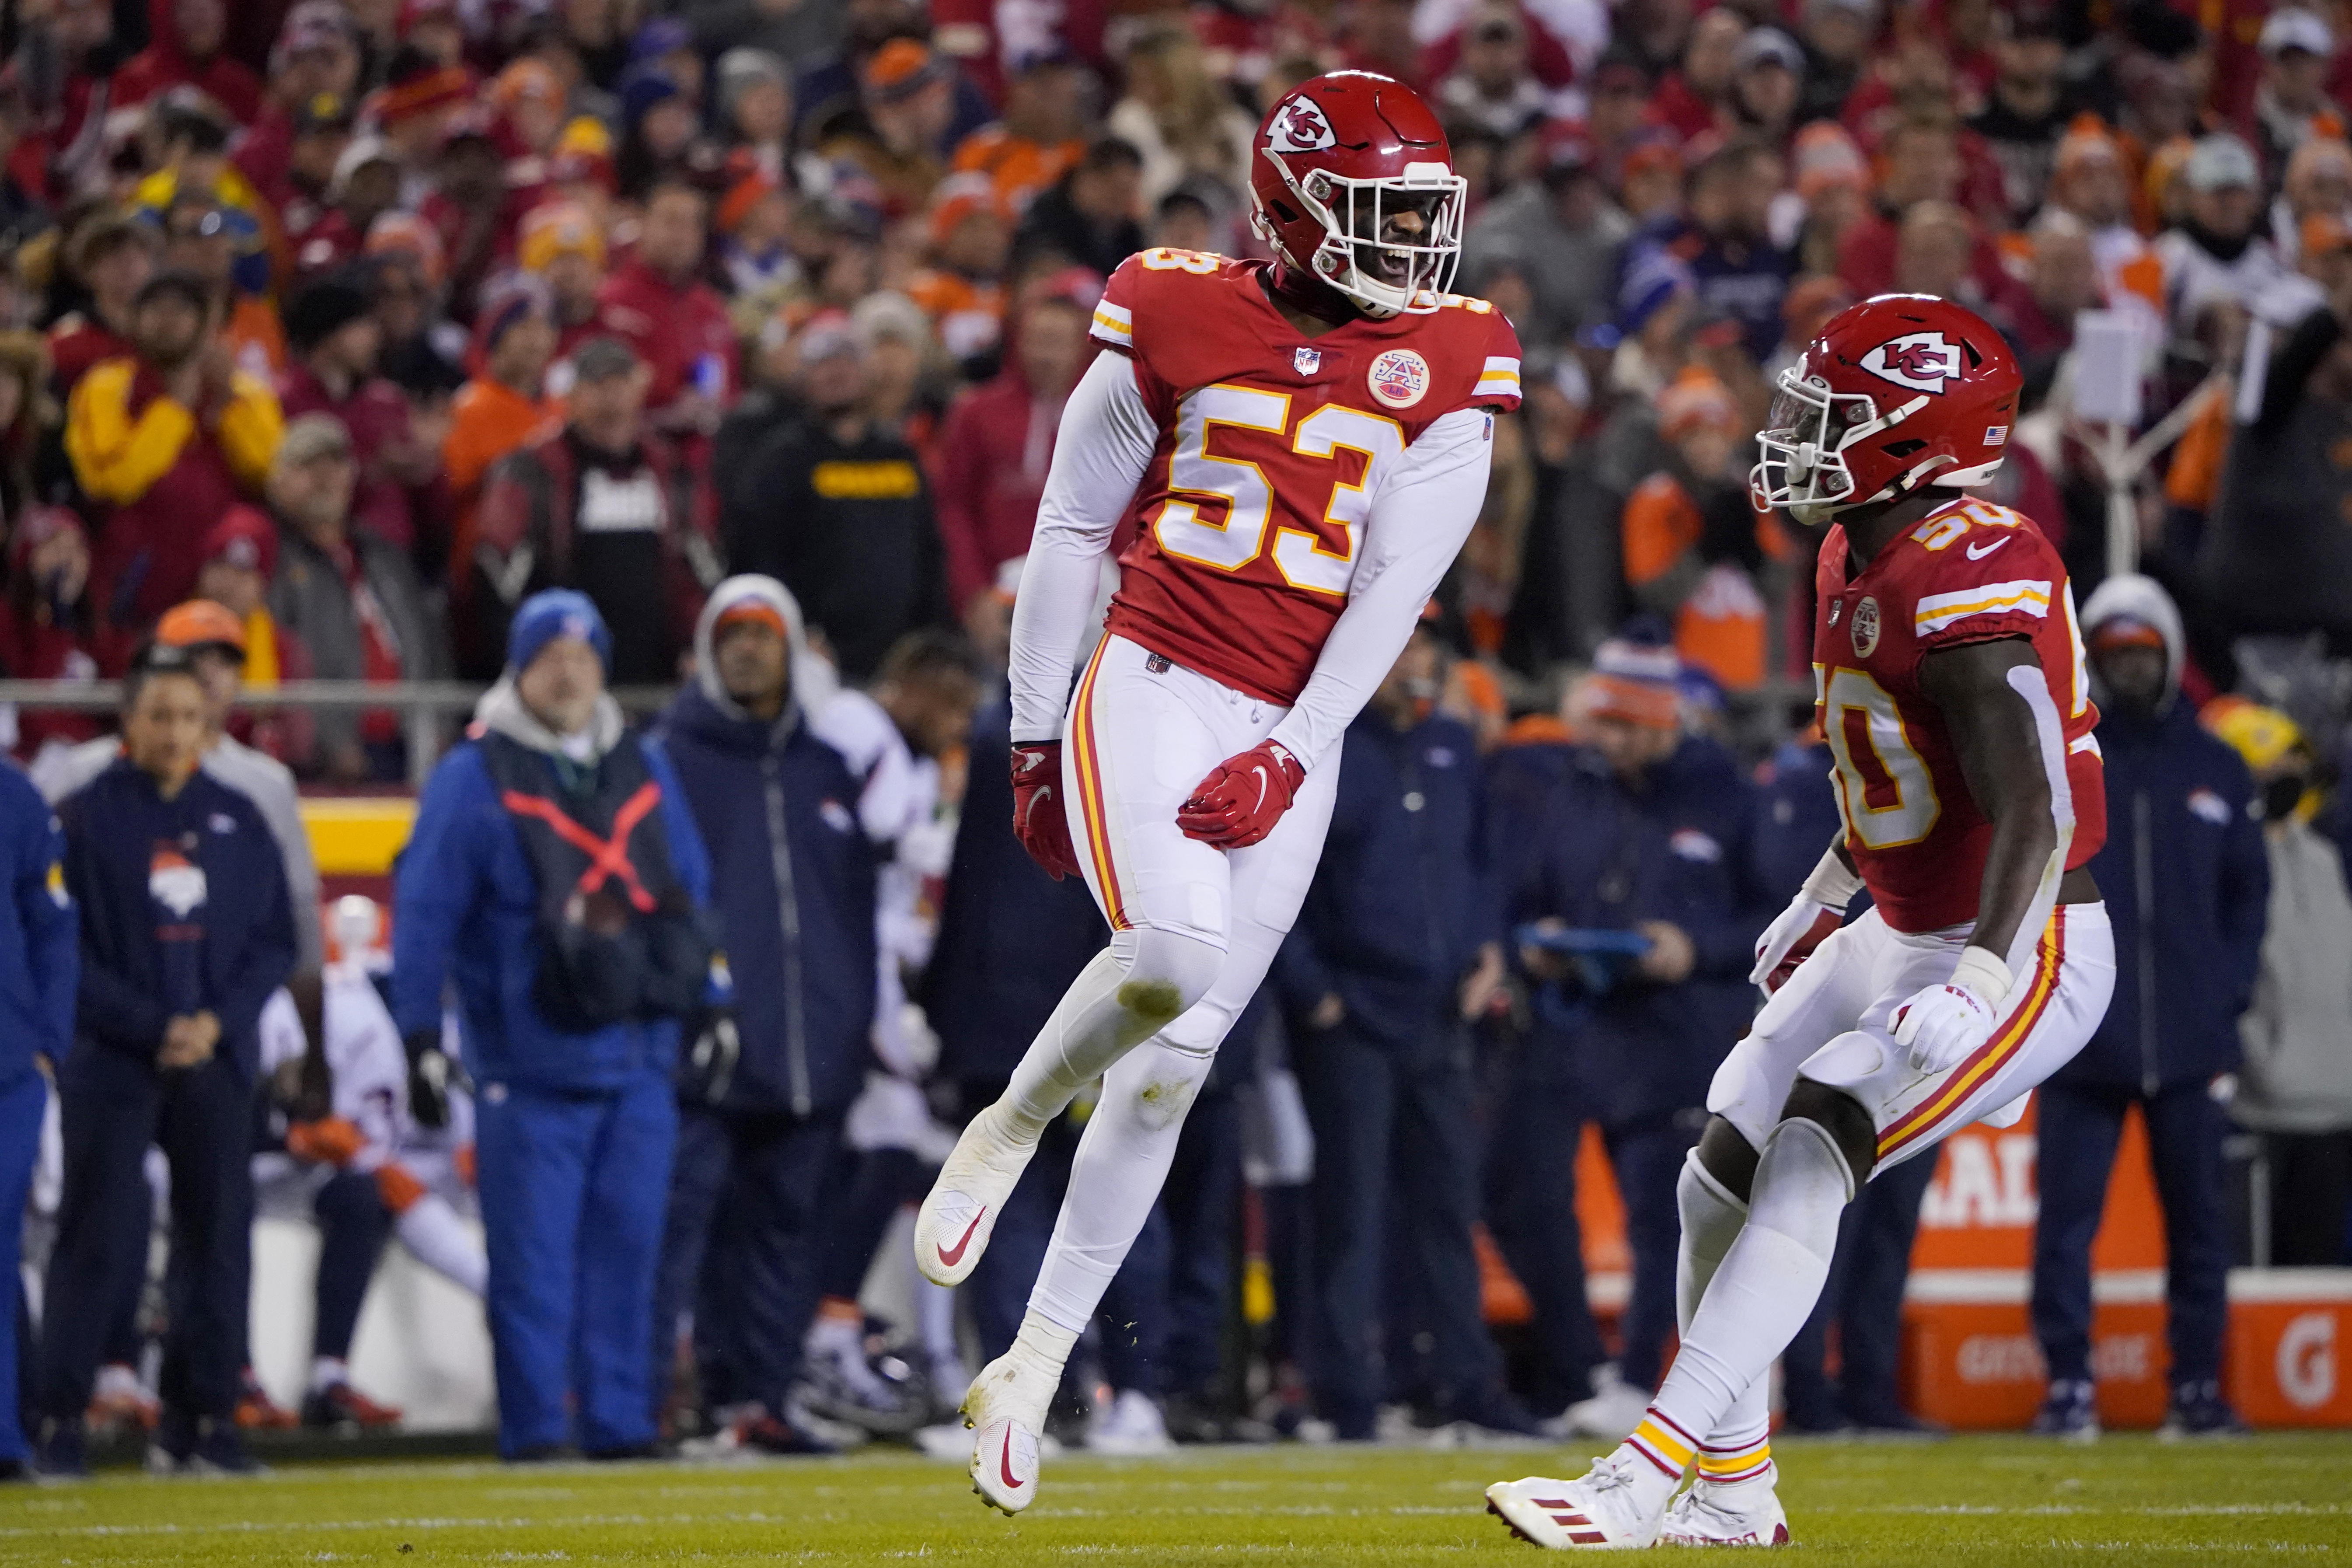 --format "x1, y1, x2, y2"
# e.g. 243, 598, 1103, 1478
391, 590, 712, 1462
651, 576, 879, 1453
0, 747, 73, 1480
235, 5, 360, 204
161, 192, 283, 381
1436, 4, 1549, 139
1970, 12, 2072, 224
2044, 116, 2167, 327
279, 272, 443, 557
957, 52, 1090, 213
908, 175, 1014, 365
1651, 140, 1792, 362
445, 279, 561, 568
715, 50, 795, 182
596, 177, 738, 457
48, 214, 160, 396
1789, 122, 1870, 277
191, 506, 313, 763
2209, 702, 2352, 1267
2159, 135, 2286, 335
931, 283, 1090, 637
67, 269, 284, 634
472, 337, 721, 685
265, 414, 446, 781
1795, 0, 1875, 125
516, 200, 609, 381
1106, 27, 1251, 212
726, 315, 949, 683
0, 506, 103, 758
113, 0, 263, 125
1656, 10, 1744, 137
1838, 113, 1994, 298
1727, 28, 1804, 147
2274, 137, 2352, 269
2032, 577, 2268, 1442
36, 644, 295, 1477
1463, 135, 1632, 353
1013, 136, 1145, 276
2253, 10, 2338, 178
1621, 370, 1772, 691
1498, 639, 1761, 1438
1274, 629, 1525, 1439
823, 38, 958, 219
